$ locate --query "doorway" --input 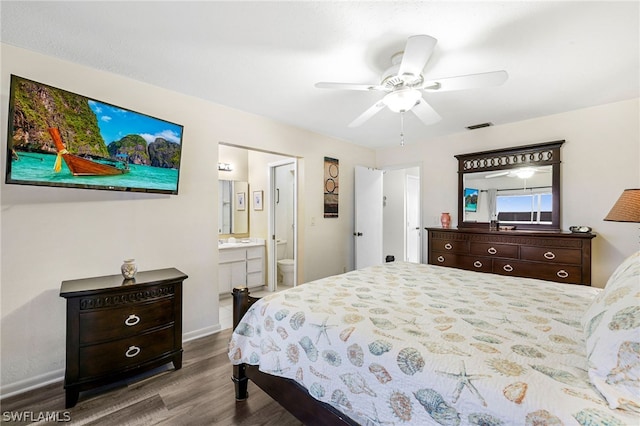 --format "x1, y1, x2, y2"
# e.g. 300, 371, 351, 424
269, 159, 297, 291
355, 165, 421, 269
